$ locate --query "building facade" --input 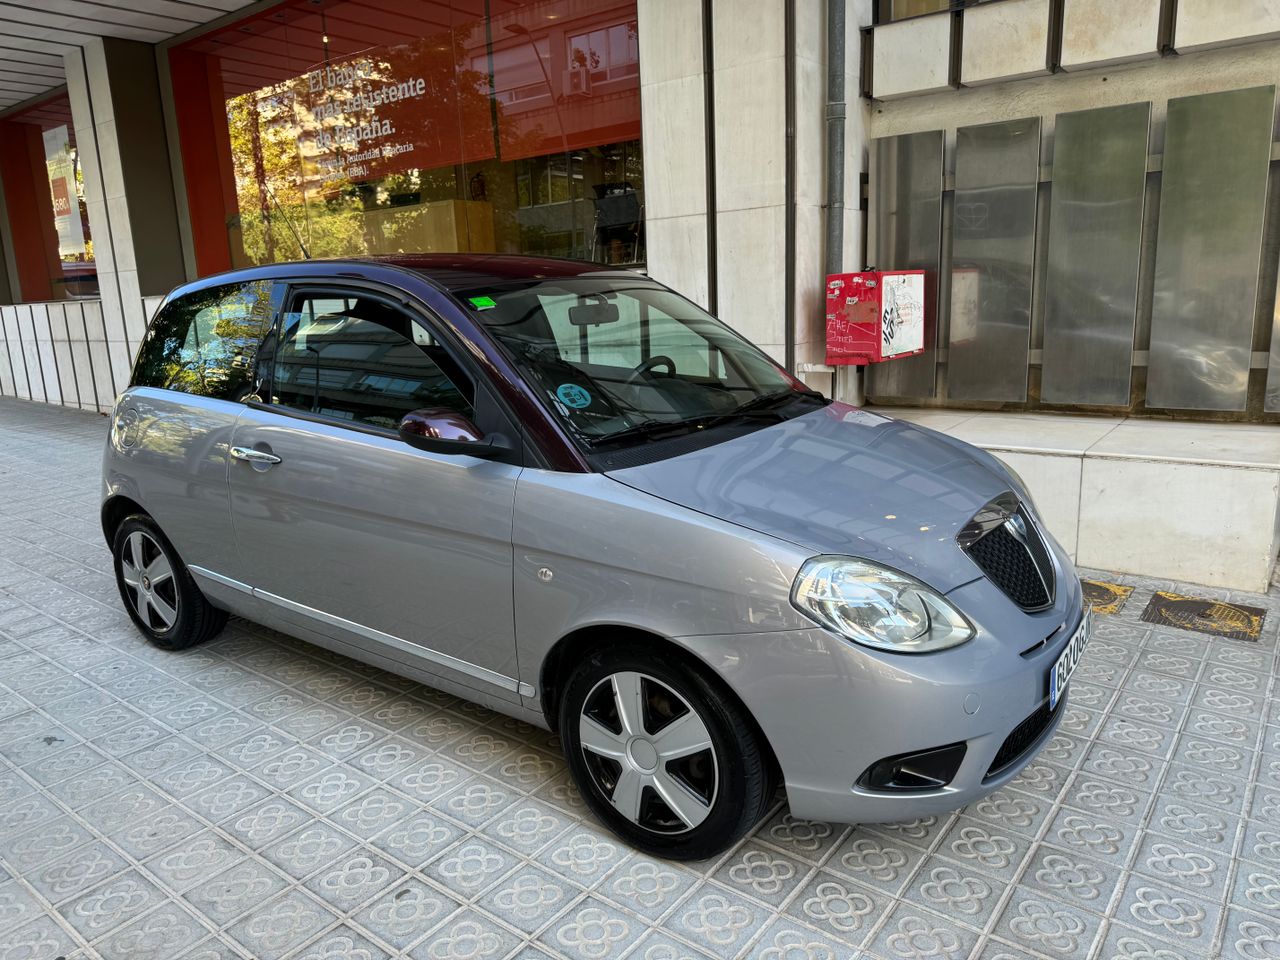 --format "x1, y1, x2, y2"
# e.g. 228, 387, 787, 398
864, 0, 1280, 421
1, 0, 1279, 426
